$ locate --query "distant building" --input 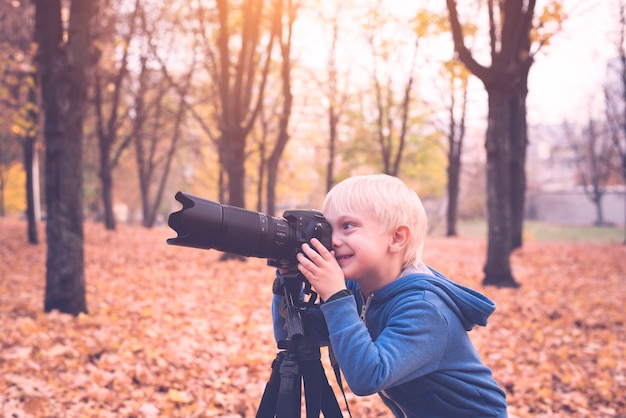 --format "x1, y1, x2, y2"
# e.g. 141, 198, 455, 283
525, 123, 625, 226
527, 124, 578, 192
